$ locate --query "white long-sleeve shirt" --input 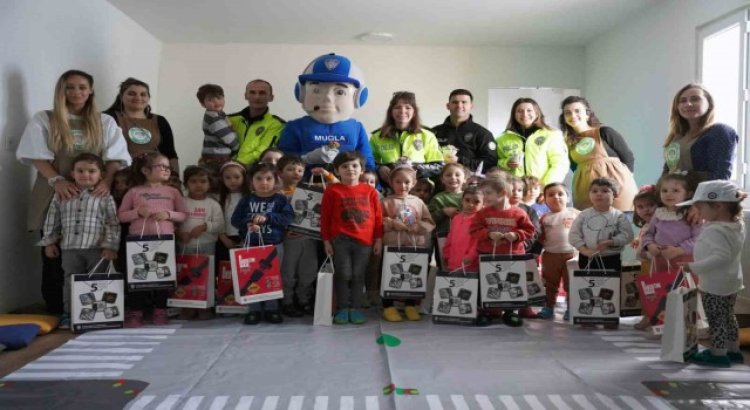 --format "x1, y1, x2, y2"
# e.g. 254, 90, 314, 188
689, 221, 745, 296
178, 197, 225, 252
568, 207, 633, 256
